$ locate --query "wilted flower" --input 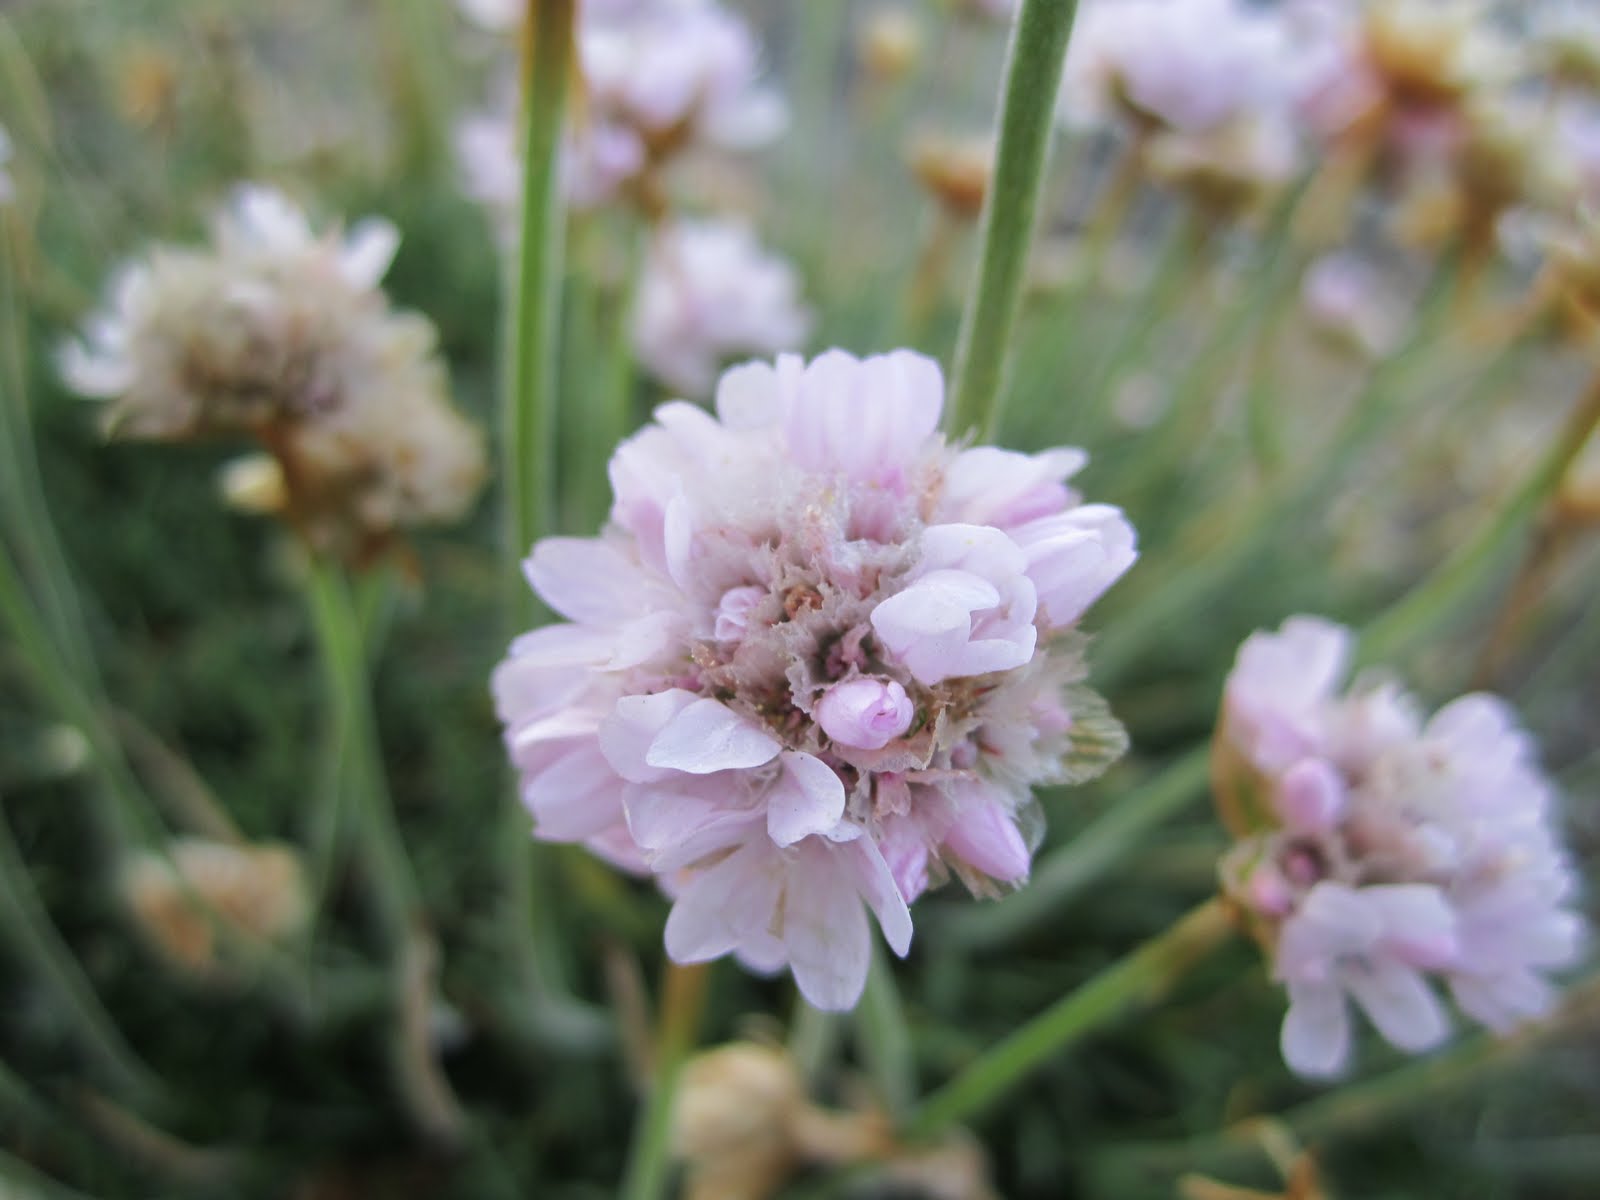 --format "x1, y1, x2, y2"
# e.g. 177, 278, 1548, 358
1214, 617, 1584, 1078
59, 185, 487, 563
456, 0, 785, 221
1292, 0, 1515, 160
909, 134, 995, 221
858, 8, 924, 84
632, 218, 812, 397
494, 349, 1134, 1009
122, 837, 309, 973
672, 1040, 994, 1200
